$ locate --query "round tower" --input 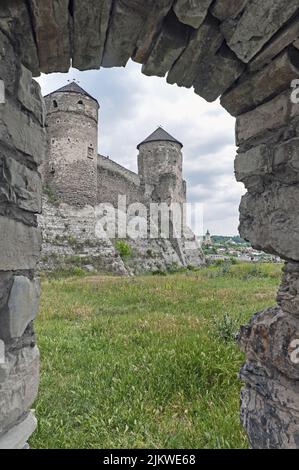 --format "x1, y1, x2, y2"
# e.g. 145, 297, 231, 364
137, 127, 186, 205
44, 82, 99, 207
